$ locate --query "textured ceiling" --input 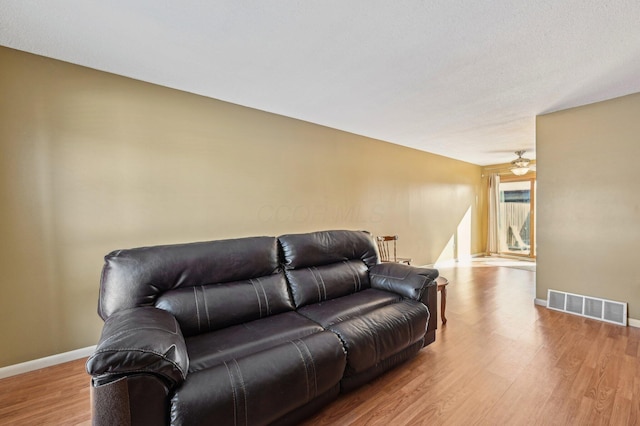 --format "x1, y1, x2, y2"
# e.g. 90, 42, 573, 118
2, 1, 640, 165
